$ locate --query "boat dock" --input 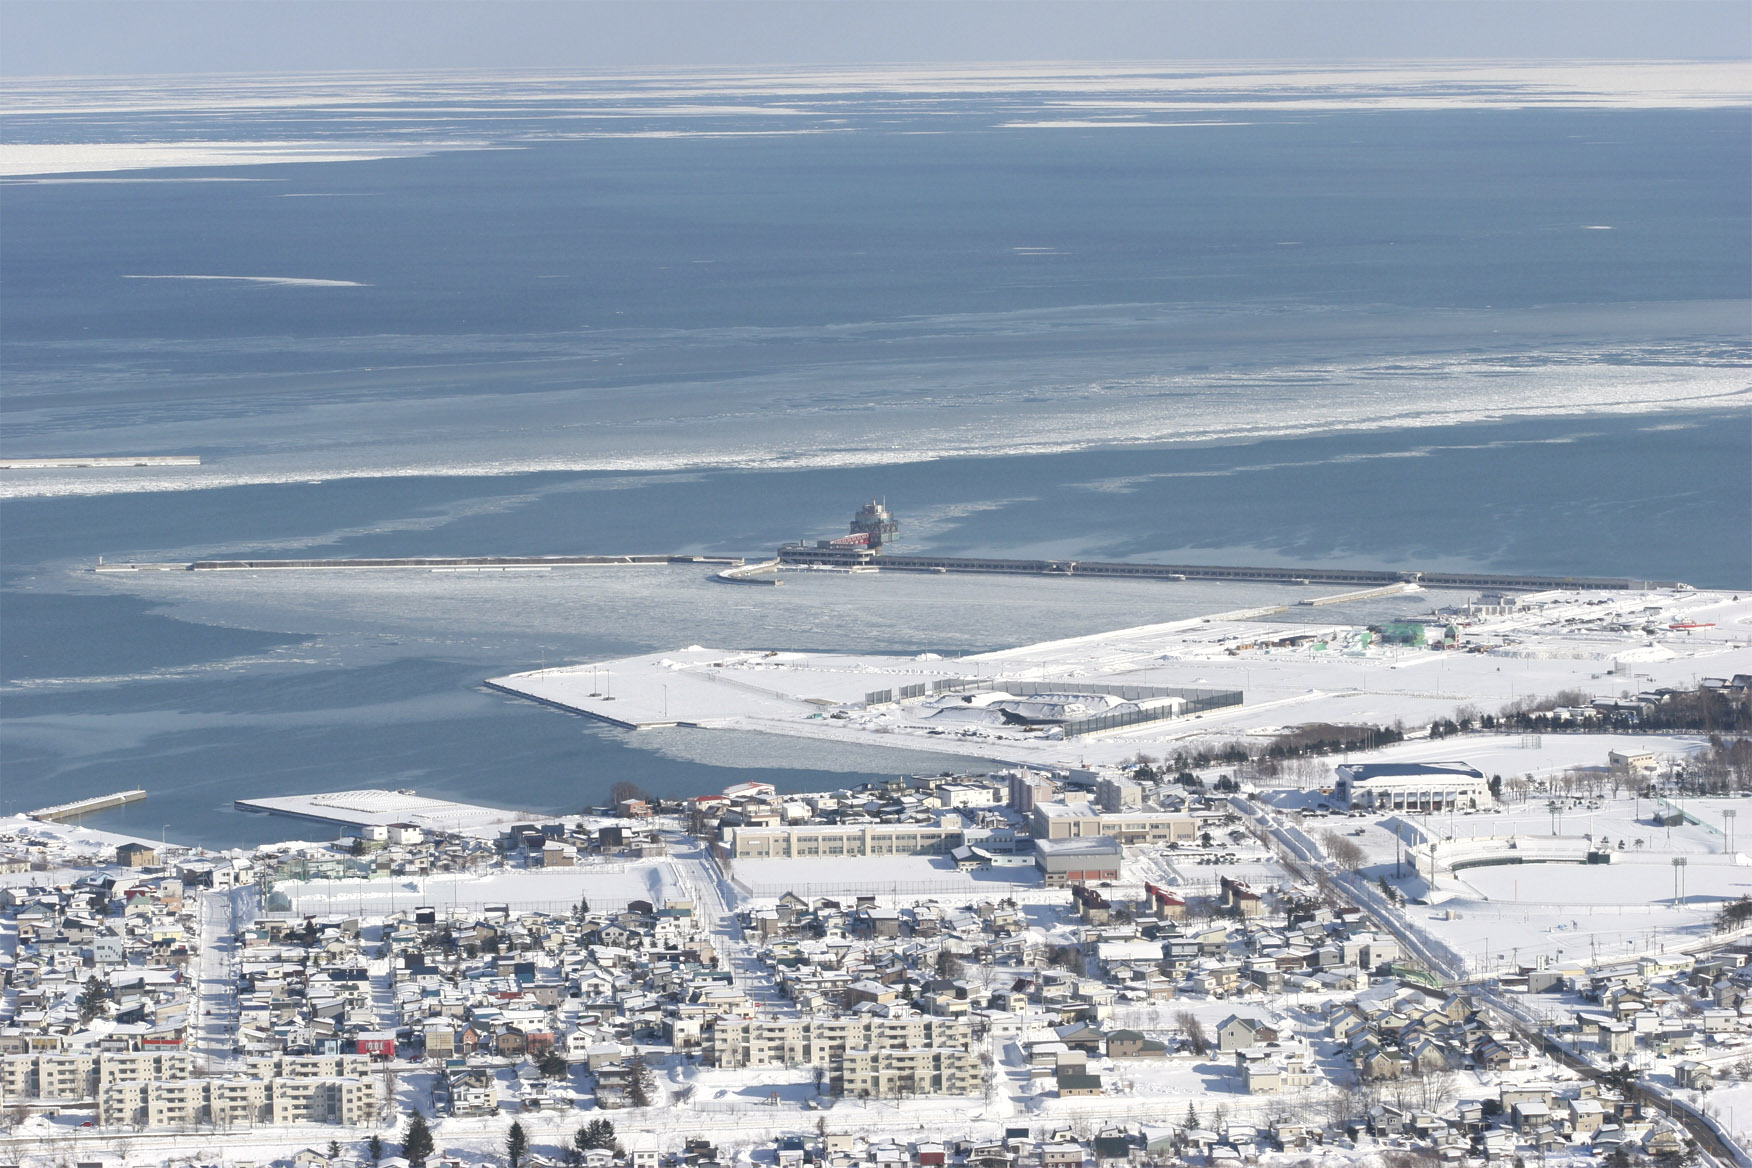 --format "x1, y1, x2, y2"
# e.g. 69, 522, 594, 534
30, 789, 147, 822
712, 558, 784, 586
96, 554, 744, 574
